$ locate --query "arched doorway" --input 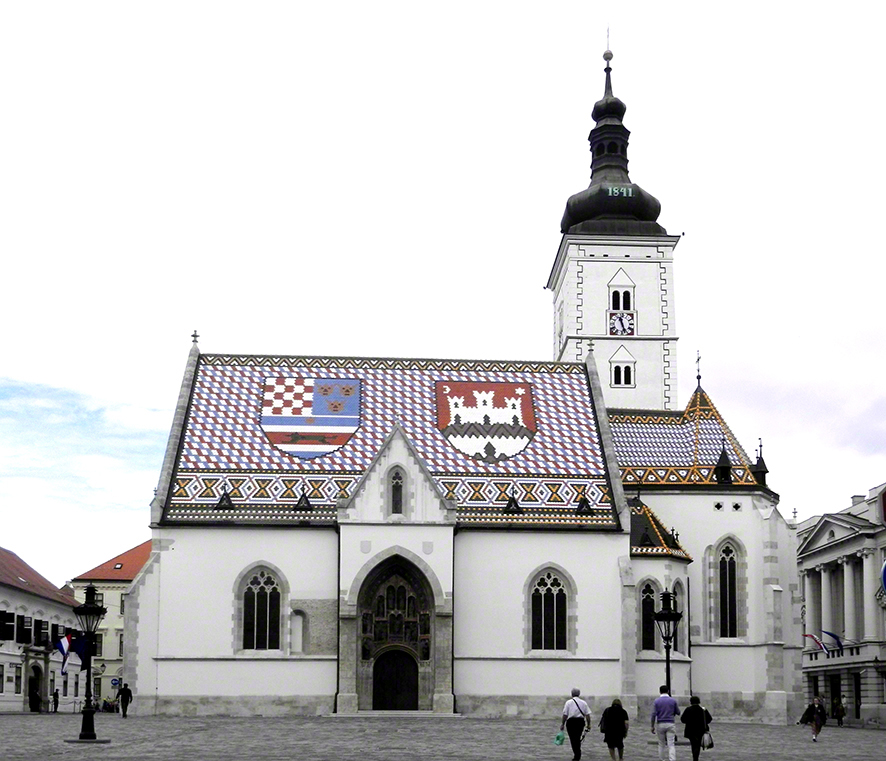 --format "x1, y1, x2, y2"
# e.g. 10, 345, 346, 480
357, 557, 434, 710
372, 649, 418, 710
28, 665, 42, 713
